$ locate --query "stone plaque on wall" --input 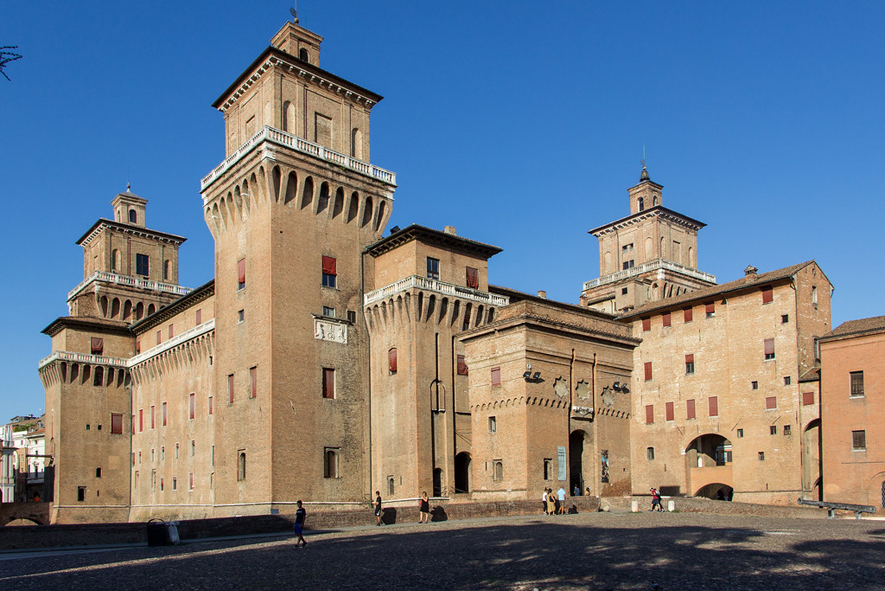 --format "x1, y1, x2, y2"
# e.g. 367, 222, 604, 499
314, 319, 347, 344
